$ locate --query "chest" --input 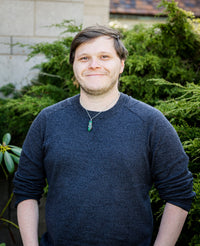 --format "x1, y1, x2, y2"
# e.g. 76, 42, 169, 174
42, 112, 151, 186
